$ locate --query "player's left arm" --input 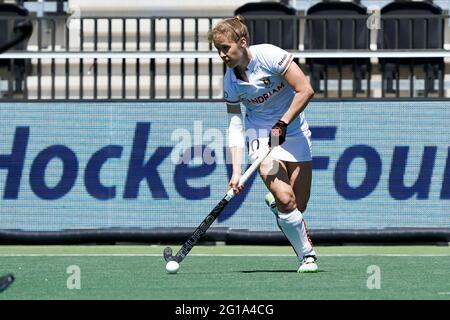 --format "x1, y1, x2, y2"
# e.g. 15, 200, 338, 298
279, 62, 315, 125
